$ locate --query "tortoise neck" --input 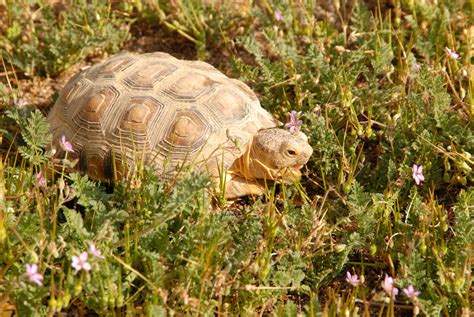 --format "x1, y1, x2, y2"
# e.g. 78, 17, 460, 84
231, 135, 274, 181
